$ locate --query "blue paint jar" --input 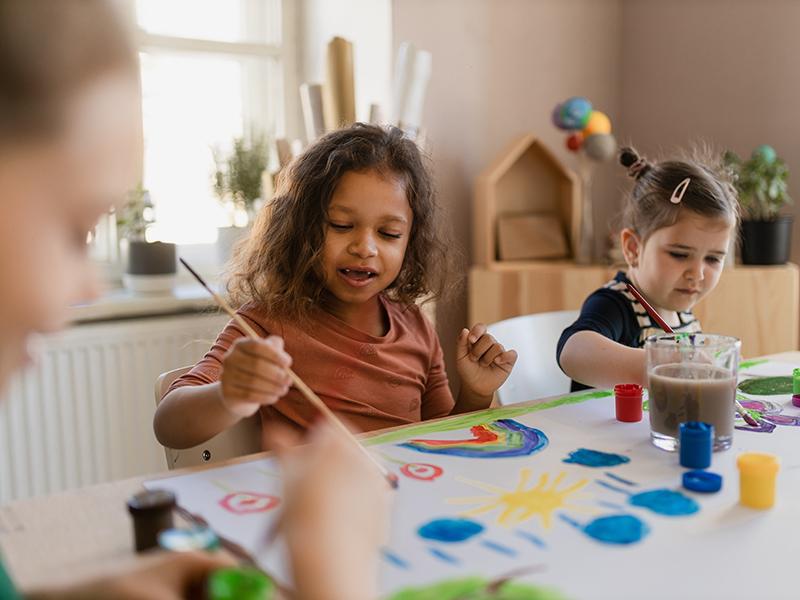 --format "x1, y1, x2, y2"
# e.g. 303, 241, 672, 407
679, 422, 713, 469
